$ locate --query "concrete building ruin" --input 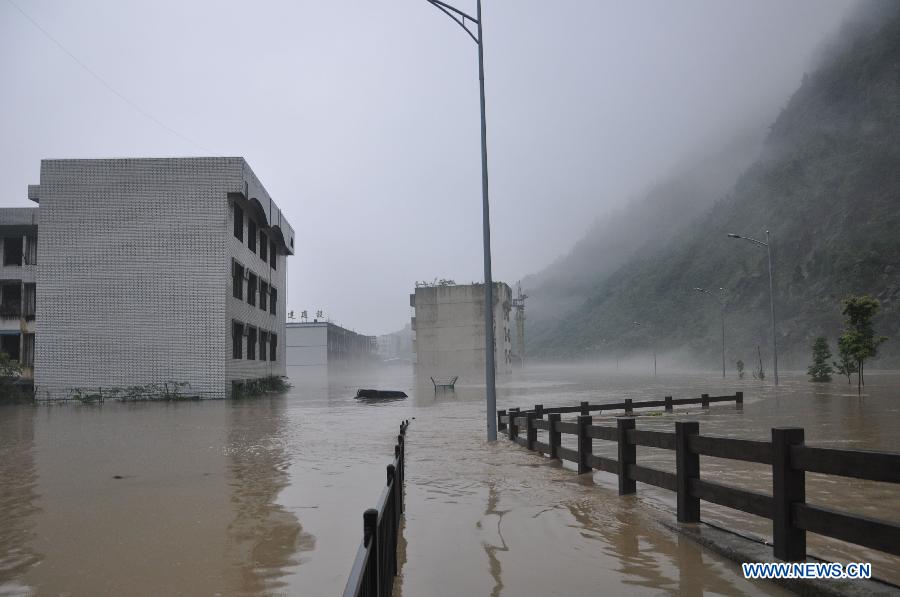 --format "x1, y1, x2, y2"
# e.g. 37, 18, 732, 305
1, 157, 294, 399
411, 281, 512, 382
